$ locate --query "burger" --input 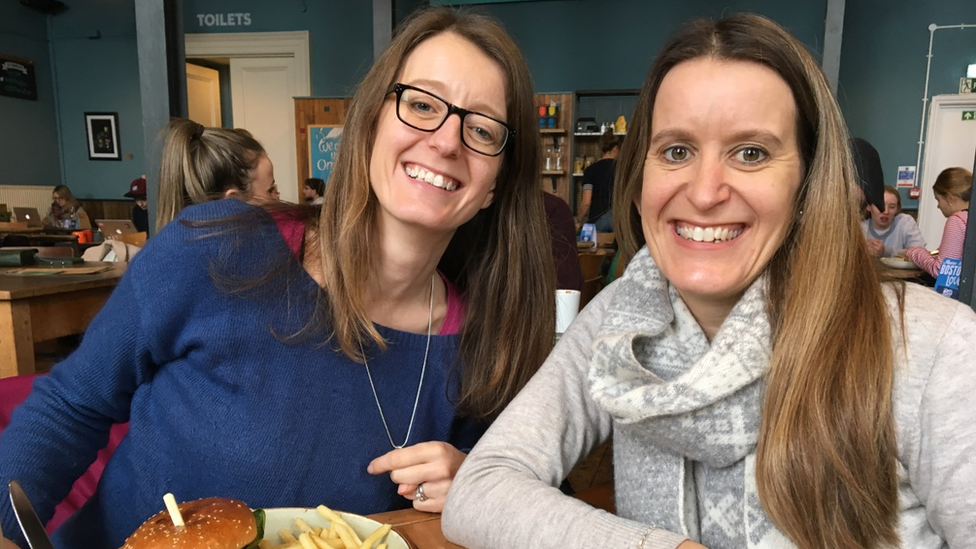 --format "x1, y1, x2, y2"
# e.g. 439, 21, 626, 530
120, 497, 266, 549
